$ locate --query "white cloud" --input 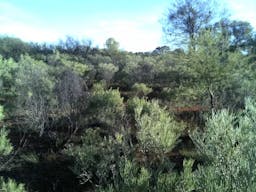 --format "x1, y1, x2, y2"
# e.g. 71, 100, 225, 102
0, 1, 165, 52
0, 22, 61, 42
0, 2, 61, 42
45, 9, 165, 52
226, 0, 256, 28
81, 18, 163, 52
0, 1, 256, 52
